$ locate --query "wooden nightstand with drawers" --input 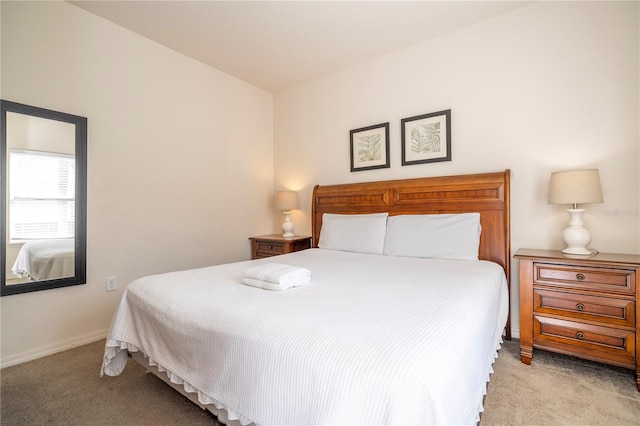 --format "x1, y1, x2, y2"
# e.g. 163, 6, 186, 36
515, 248, 640, 391
250, 235, 311, 259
